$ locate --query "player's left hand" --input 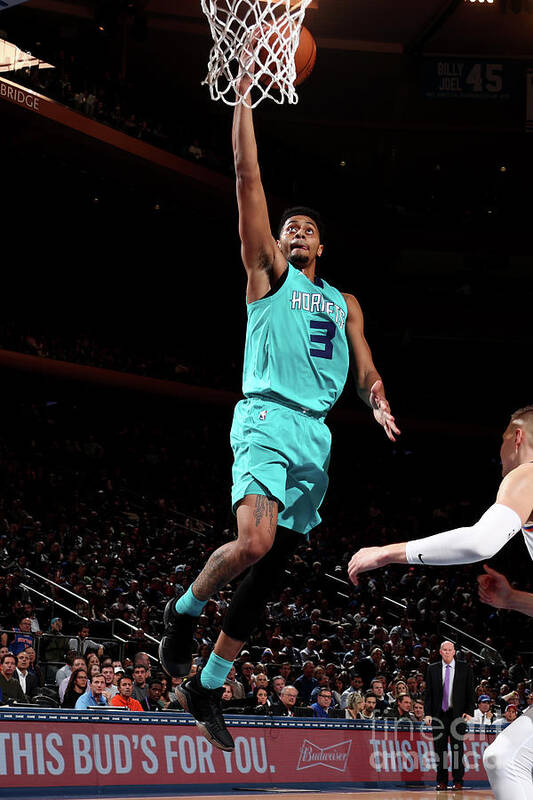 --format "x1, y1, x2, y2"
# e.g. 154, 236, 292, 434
478, 564, 514, 608
369, 380, 401, 442
348, 546, 387, 586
